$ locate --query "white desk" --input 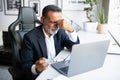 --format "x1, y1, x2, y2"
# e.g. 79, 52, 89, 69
36, 31, 120, 80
